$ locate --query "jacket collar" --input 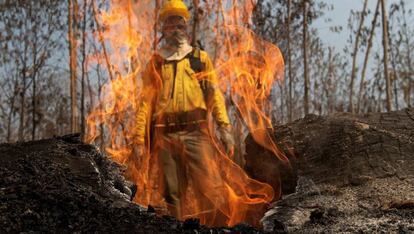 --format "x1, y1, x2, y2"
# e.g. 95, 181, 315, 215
158, 39, 193, 61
